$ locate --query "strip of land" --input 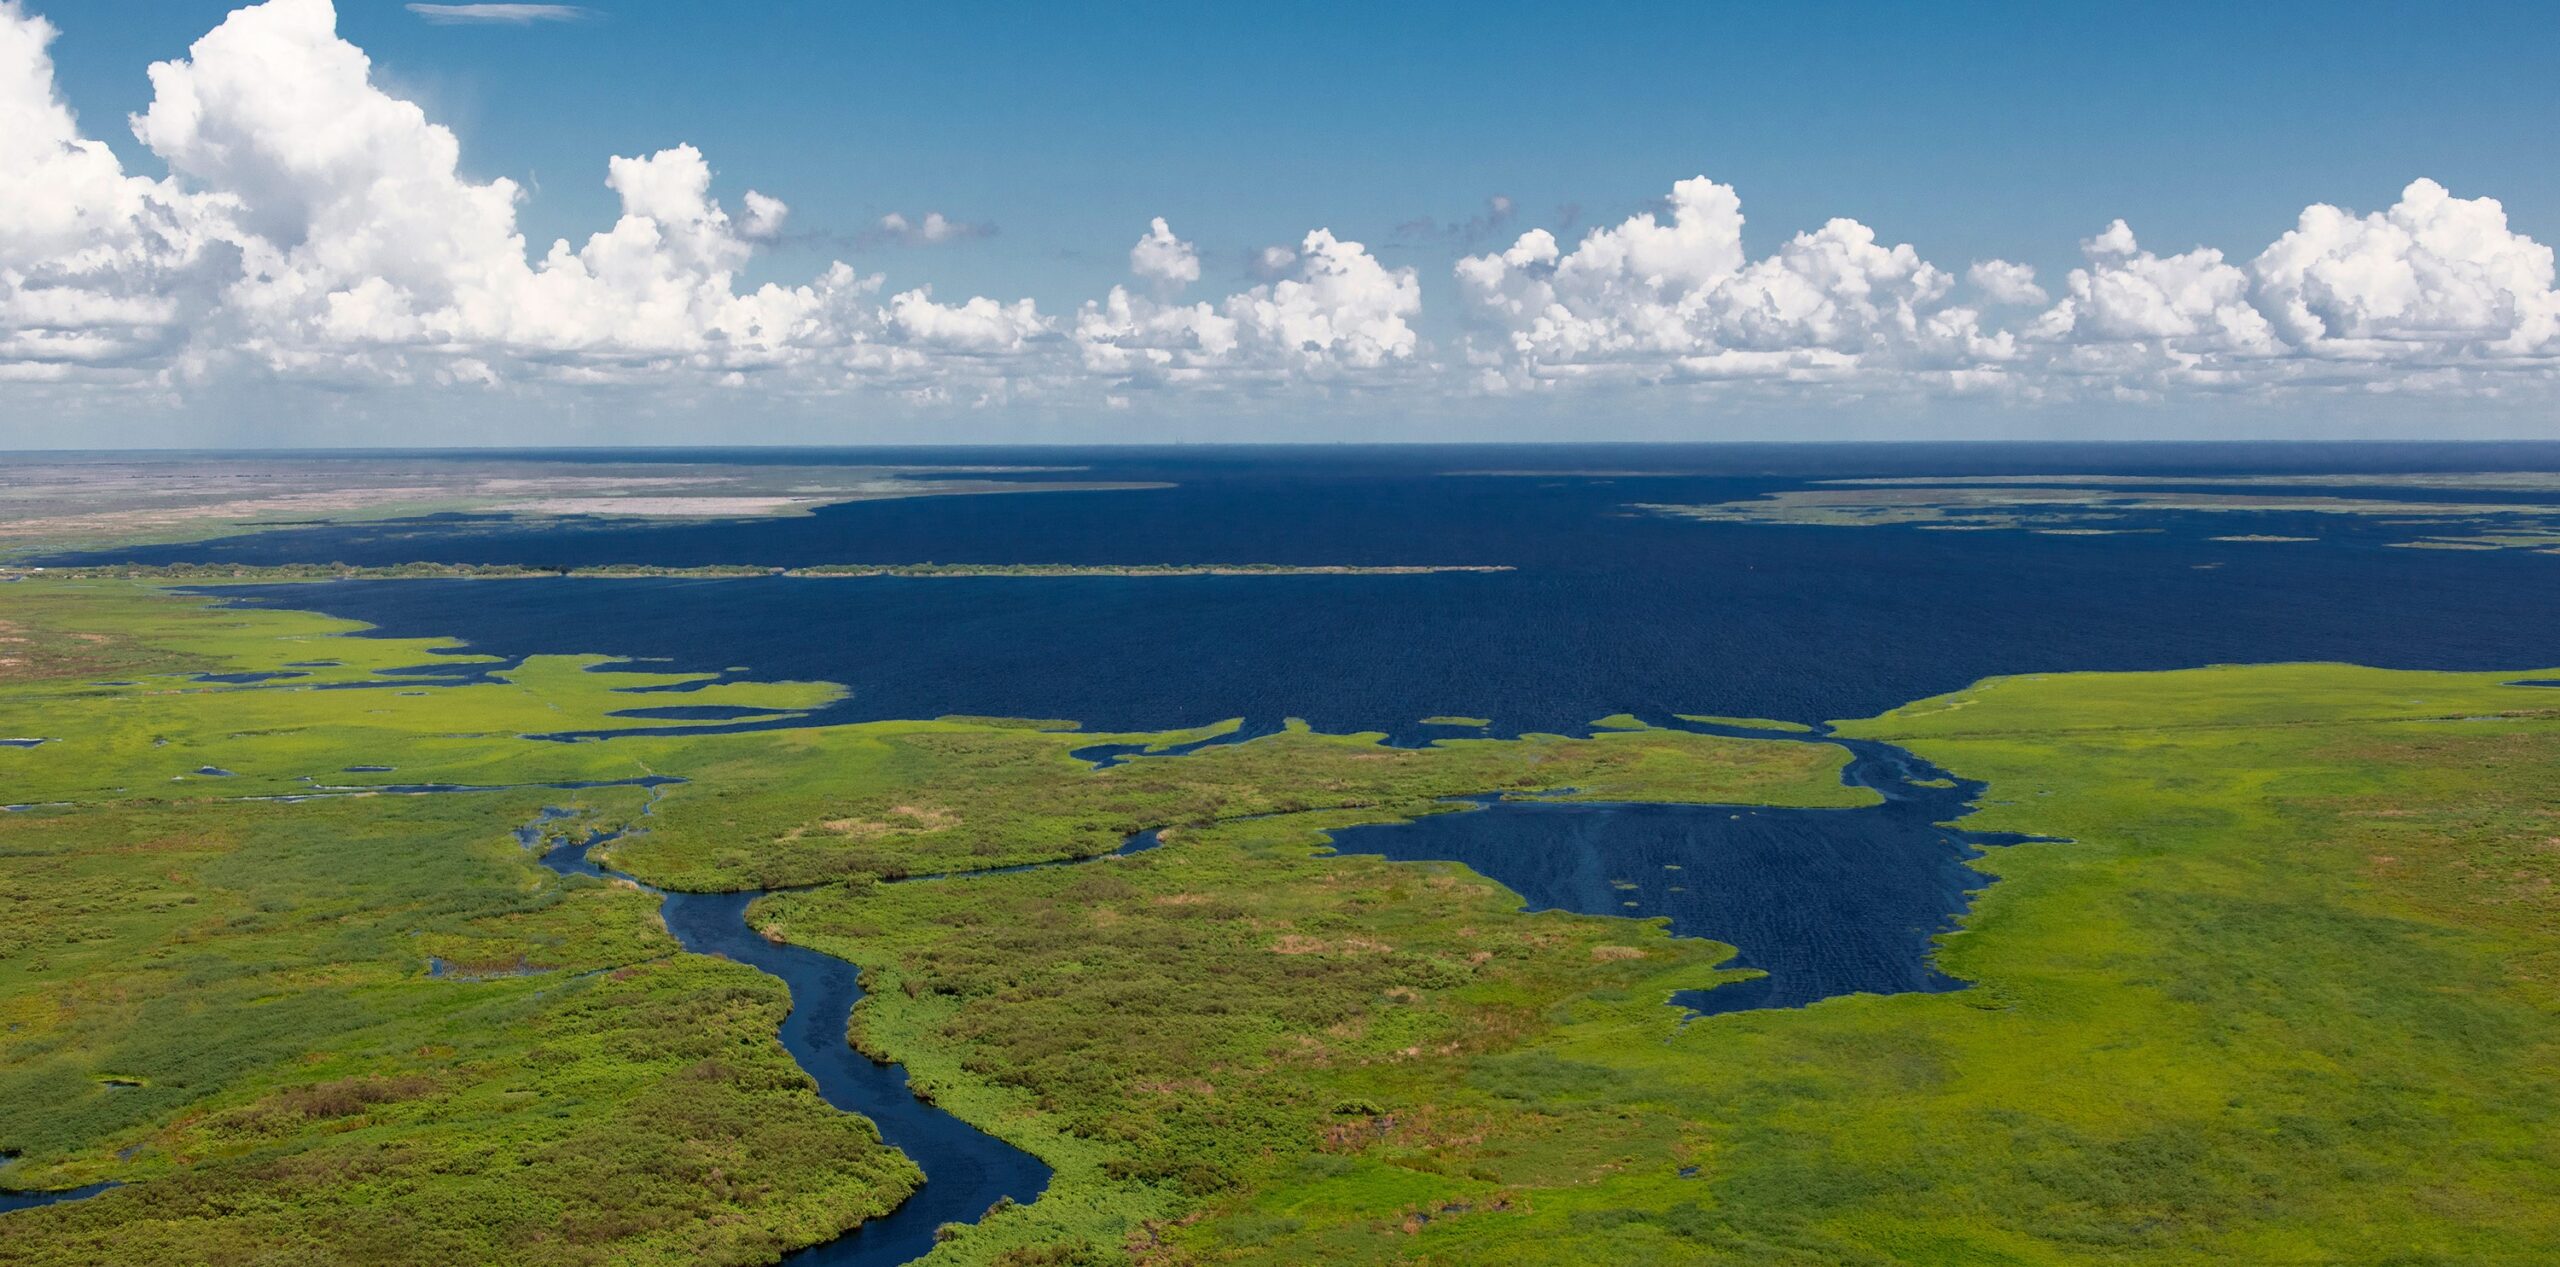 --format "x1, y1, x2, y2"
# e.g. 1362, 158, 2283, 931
1641, 484, 2560, 549
1821, 471, 2560, 490
5, 562, 1514, 584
